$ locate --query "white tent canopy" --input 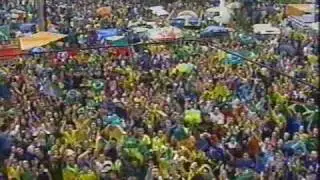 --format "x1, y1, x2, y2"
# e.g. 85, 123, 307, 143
309, 22, 319, 31
132, 27, 150, 33
149, 6, 164, 11
177, 10, 198, 19
128, 20, 157, 29
148, 26, 182, 40
226, 2, 241, 9
205, 7, 232, 24
253, 24, 281, 35
153, 9, 169, 16
149, 6, 169, 16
